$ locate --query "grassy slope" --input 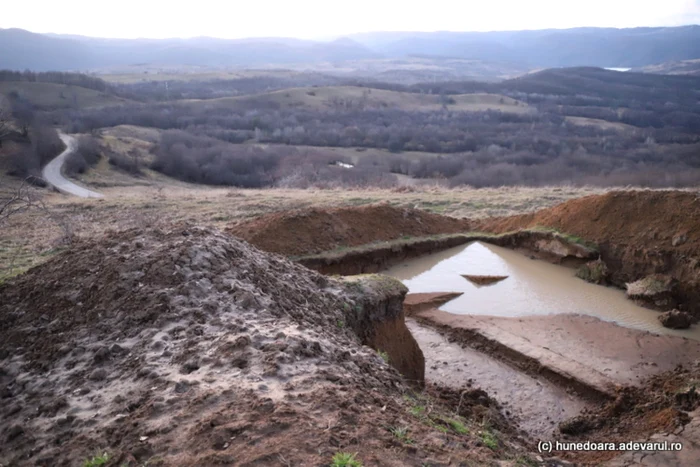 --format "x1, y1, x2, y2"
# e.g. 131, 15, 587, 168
180, 86, 531, 113
565, 116, 637, 132
0, 82, 131, 108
